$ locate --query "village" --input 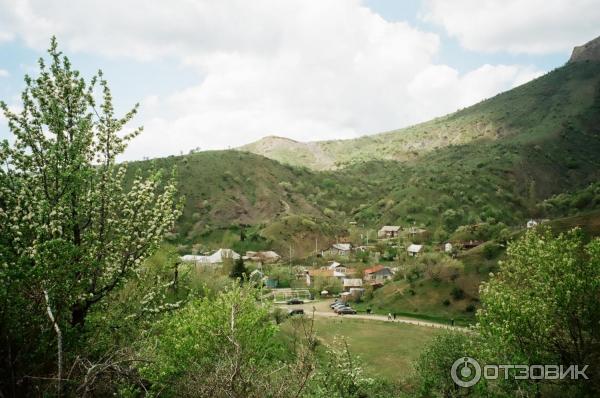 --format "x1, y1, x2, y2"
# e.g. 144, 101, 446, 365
178, 221, 518, 318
